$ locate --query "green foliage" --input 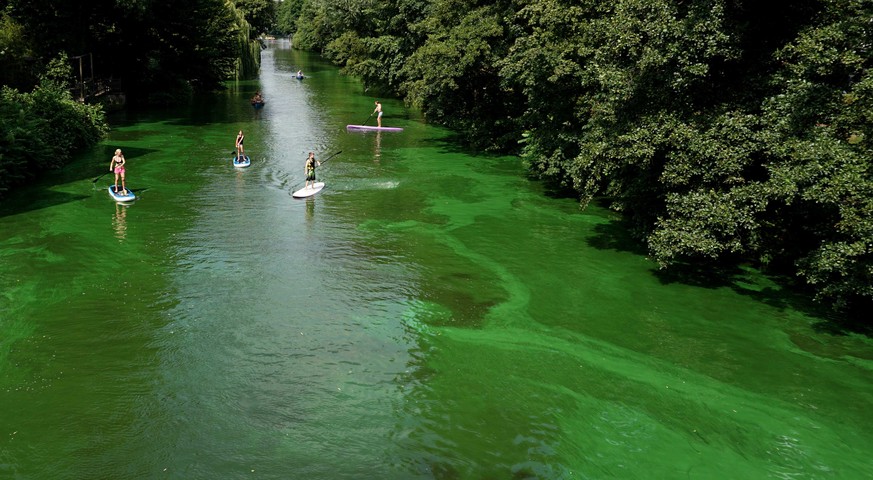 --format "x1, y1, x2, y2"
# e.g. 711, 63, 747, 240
292, 0, 339, 51
0, 87, 47, 195
400, 0, 524, 149
233, 0, 276, 36
0, 69, 108, 197
4, 0, 260, 99
756, 0, 873, 308
143, 0, 249, 89
321, 0, 430, 97
0, 11, 35, 89
276, 0, 305, 36
318, 0, 869, 310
